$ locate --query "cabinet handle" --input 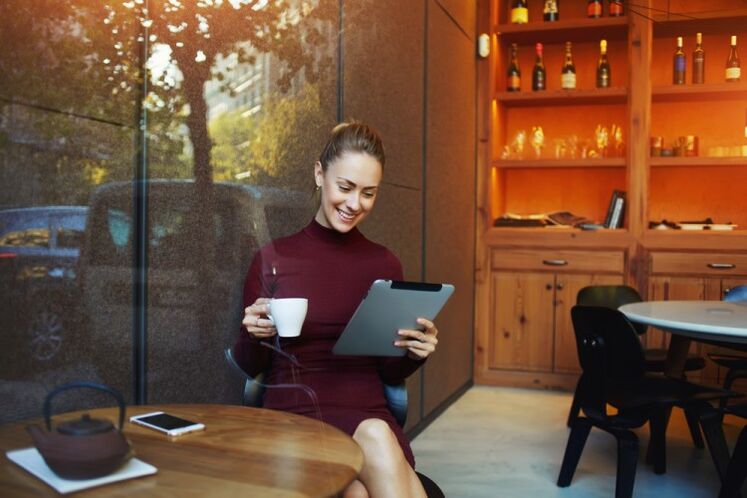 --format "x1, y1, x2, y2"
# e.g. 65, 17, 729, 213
556, 283, 564, 290
542, 259, 568, 266
707, 263, 735, 270
546, 283, 553, 290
